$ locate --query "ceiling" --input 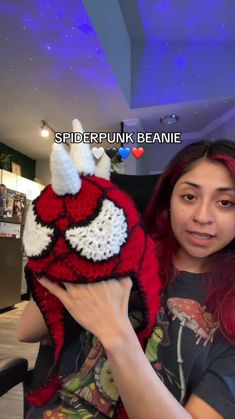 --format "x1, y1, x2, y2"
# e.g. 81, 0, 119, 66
0, 0, 235, 160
